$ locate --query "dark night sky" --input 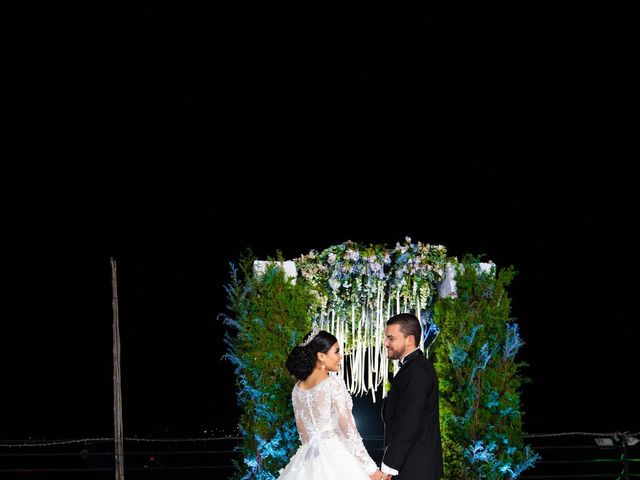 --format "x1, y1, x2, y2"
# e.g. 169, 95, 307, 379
4, 5, 636, 440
